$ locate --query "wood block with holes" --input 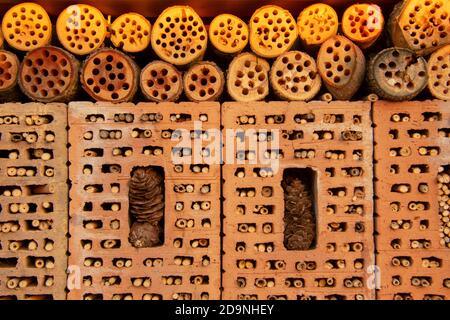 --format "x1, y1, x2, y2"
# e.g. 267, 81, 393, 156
374, 100, 450, 300
67, 102, 220, 300
222, 101, 375, 300
0, 103, 68, 300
